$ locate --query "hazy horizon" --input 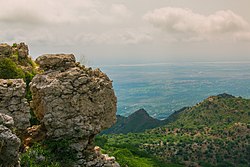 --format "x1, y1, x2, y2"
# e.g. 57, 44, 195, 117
100, 61, 250, 118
